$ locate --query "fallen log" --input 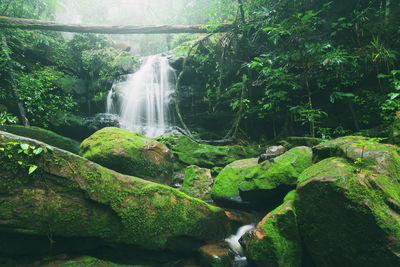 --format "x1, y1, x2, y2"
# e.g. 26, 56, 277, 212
0, 16, 233, 34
